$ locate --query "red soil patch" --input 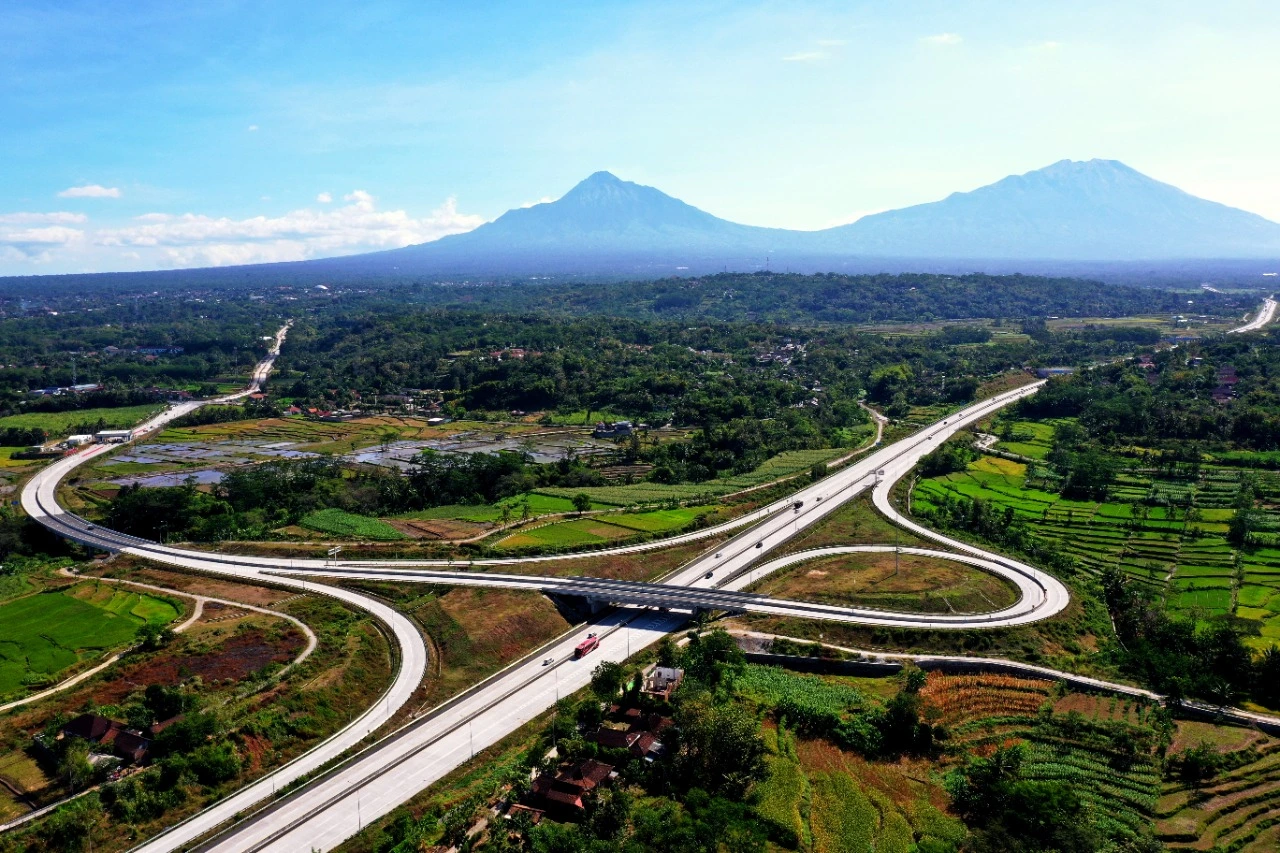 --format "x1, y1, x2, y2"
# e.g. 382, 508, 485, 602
91, 628, 305, 704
